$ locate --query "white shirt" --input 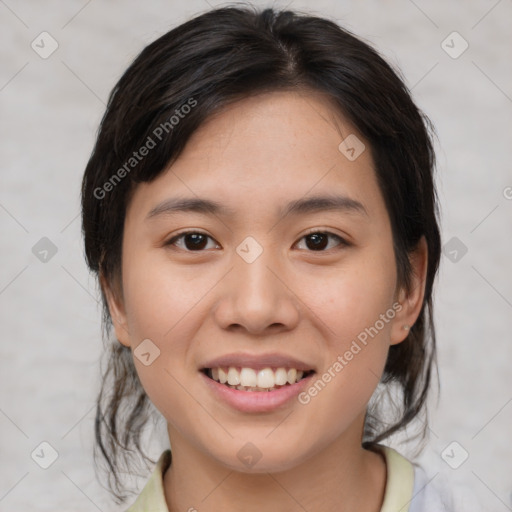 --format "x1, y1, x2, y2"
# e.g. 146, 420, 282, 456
409, 463, 486, 511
